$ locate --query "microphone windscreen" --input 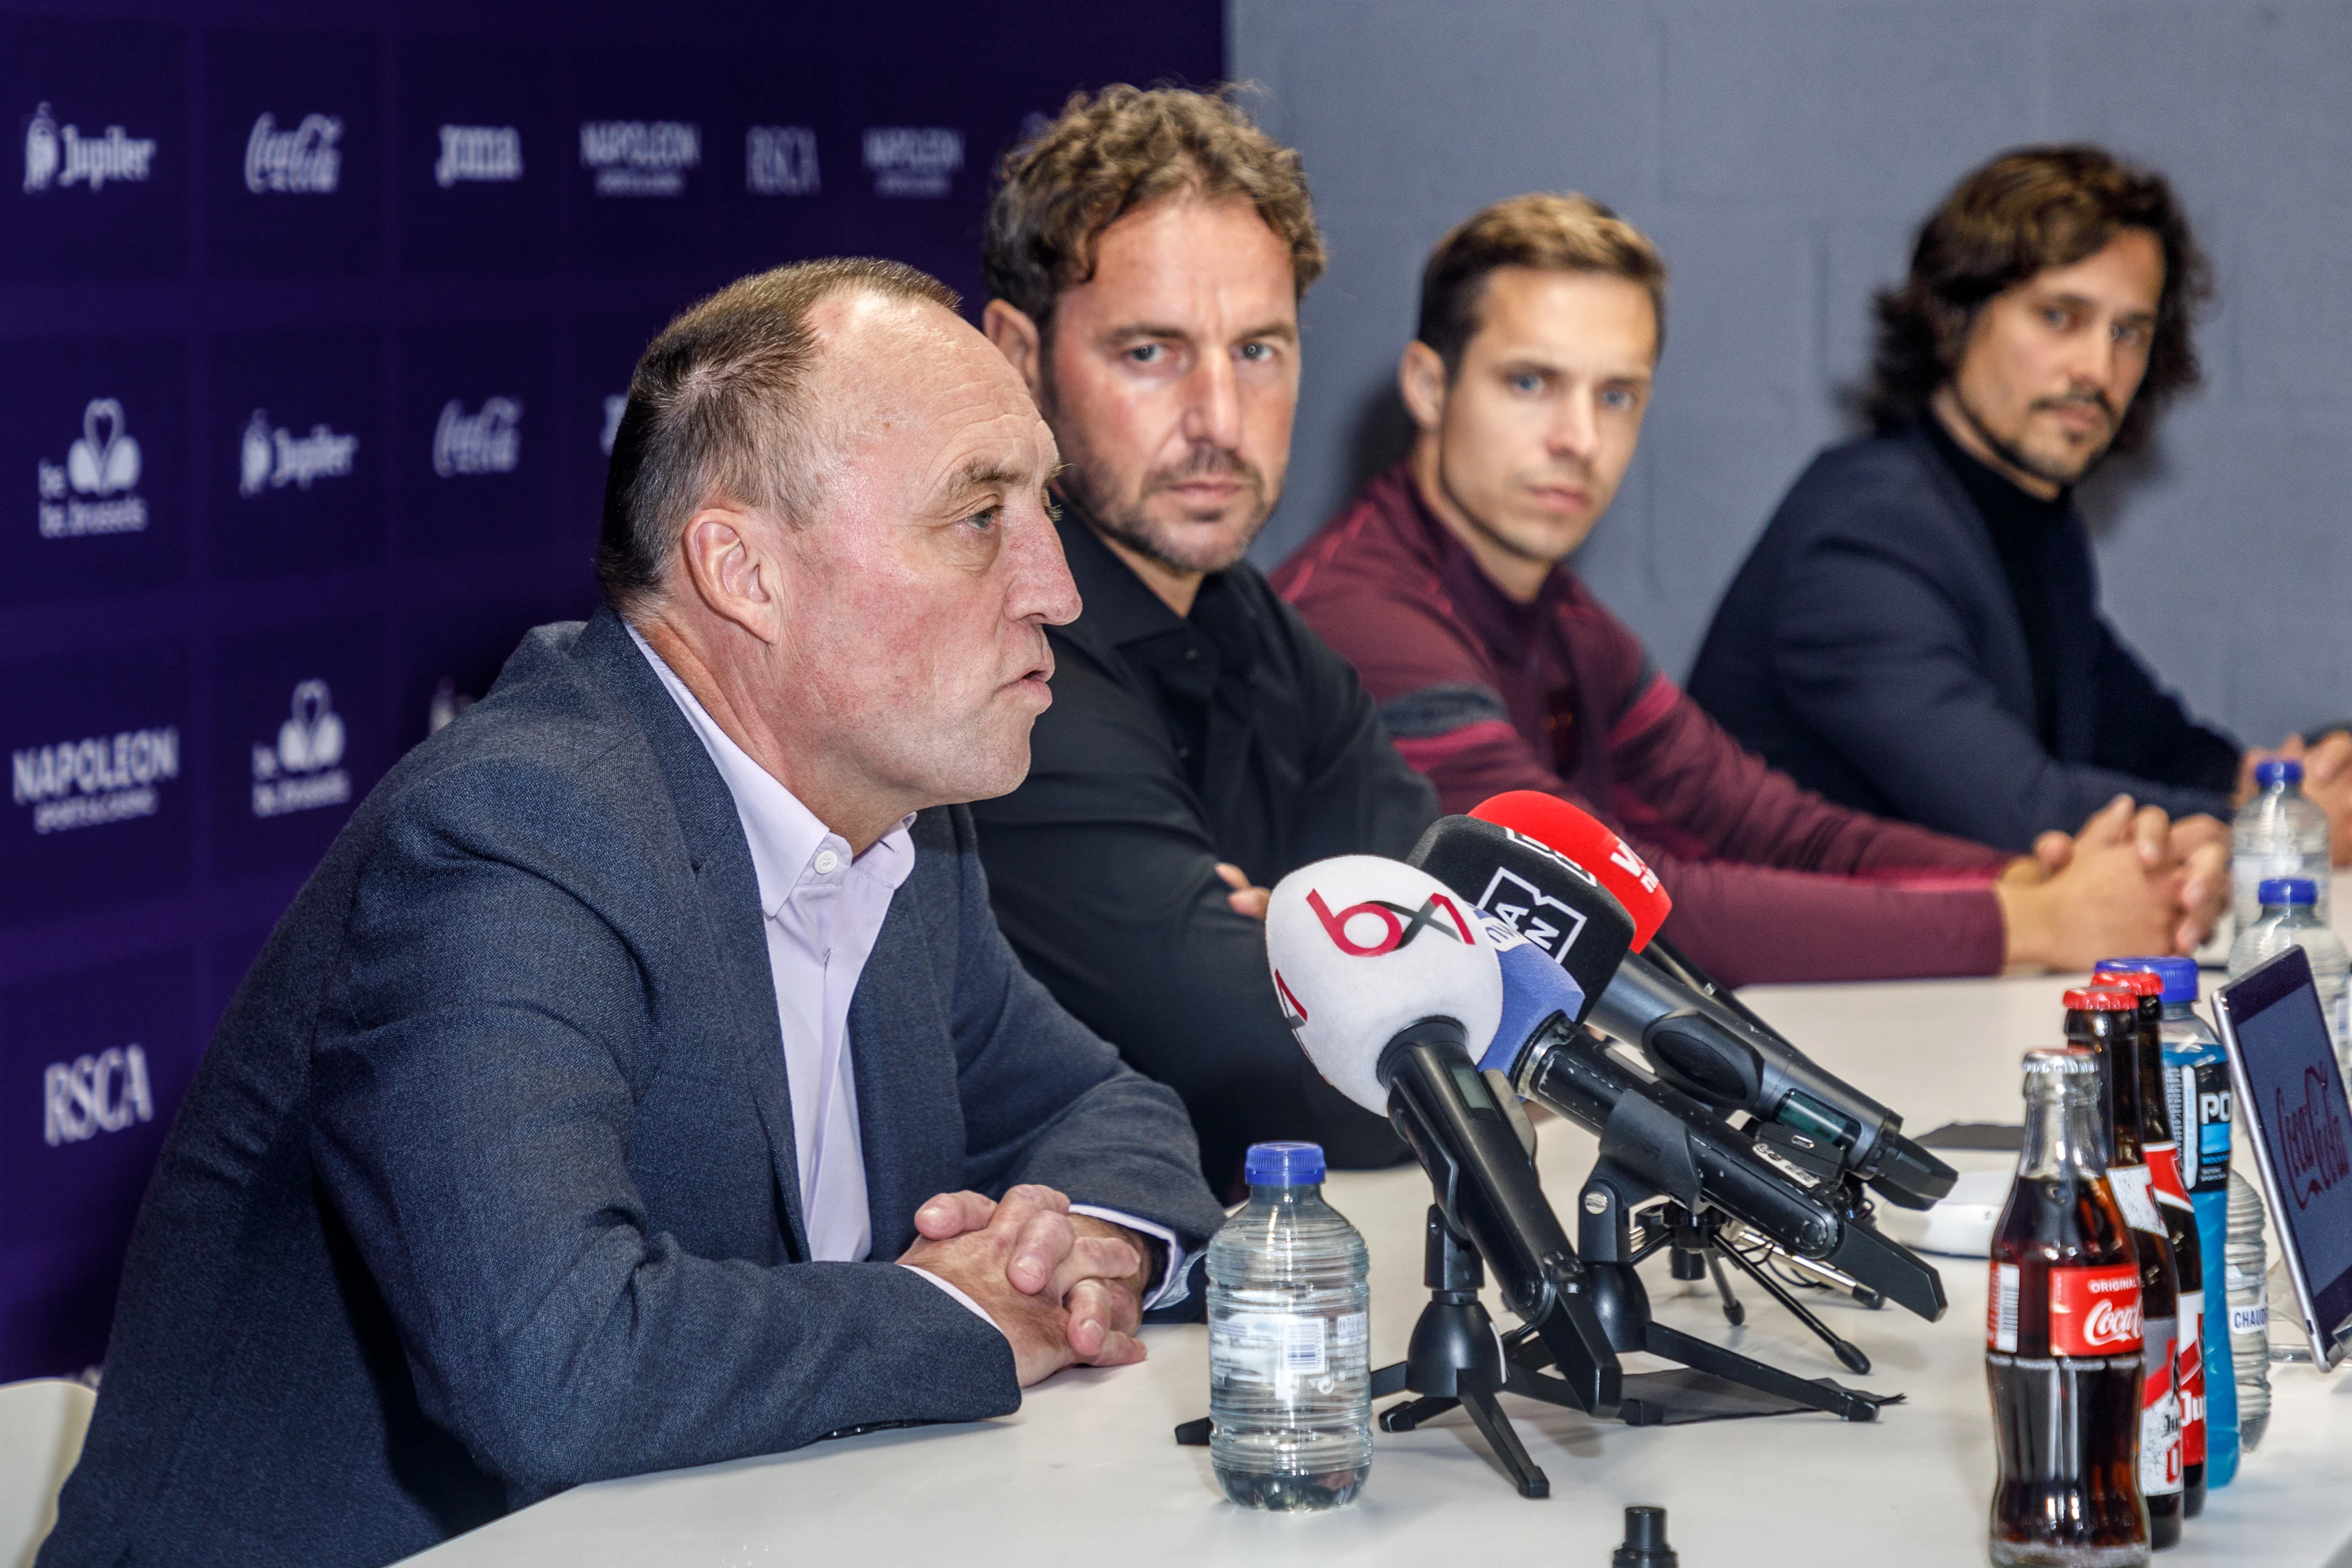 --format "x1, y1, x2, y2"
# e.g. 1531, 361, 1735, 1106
1480, 916, 1589, 1077
1267, 855, 1503, 1114
1471, 791, 1672, 949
